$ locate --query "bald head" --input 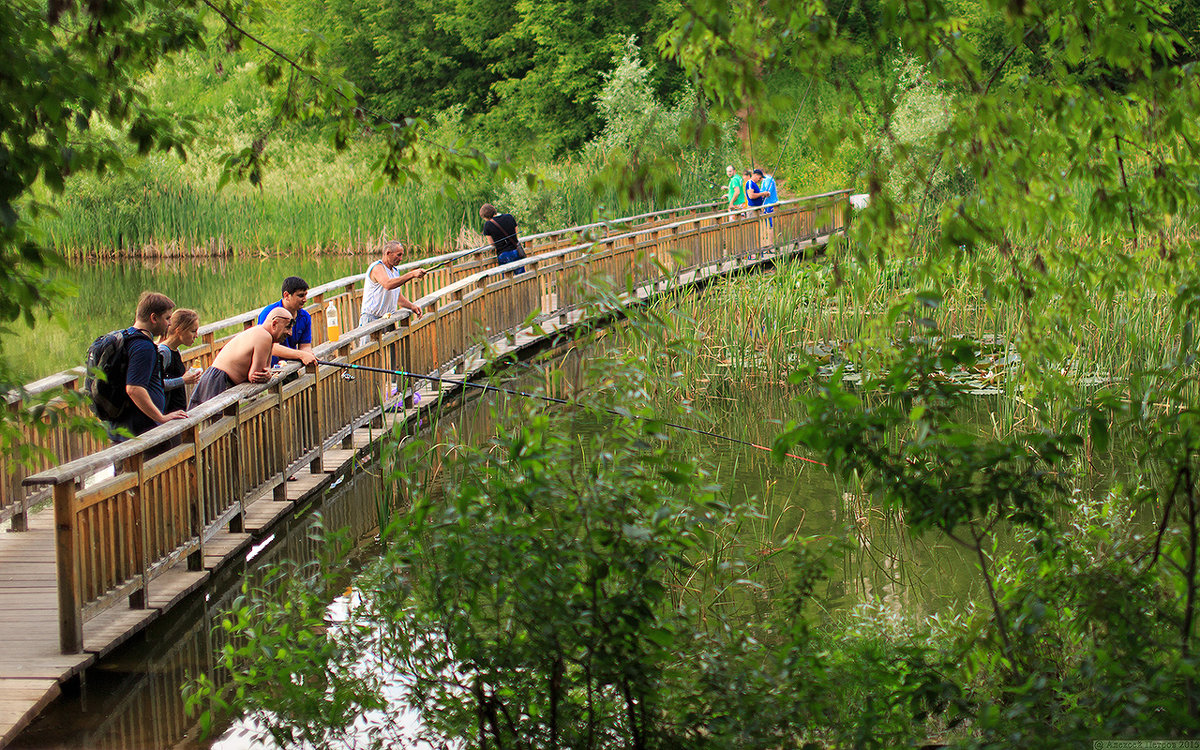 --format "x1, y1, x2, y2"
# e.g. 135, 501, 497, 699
265, 307, 294, 341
